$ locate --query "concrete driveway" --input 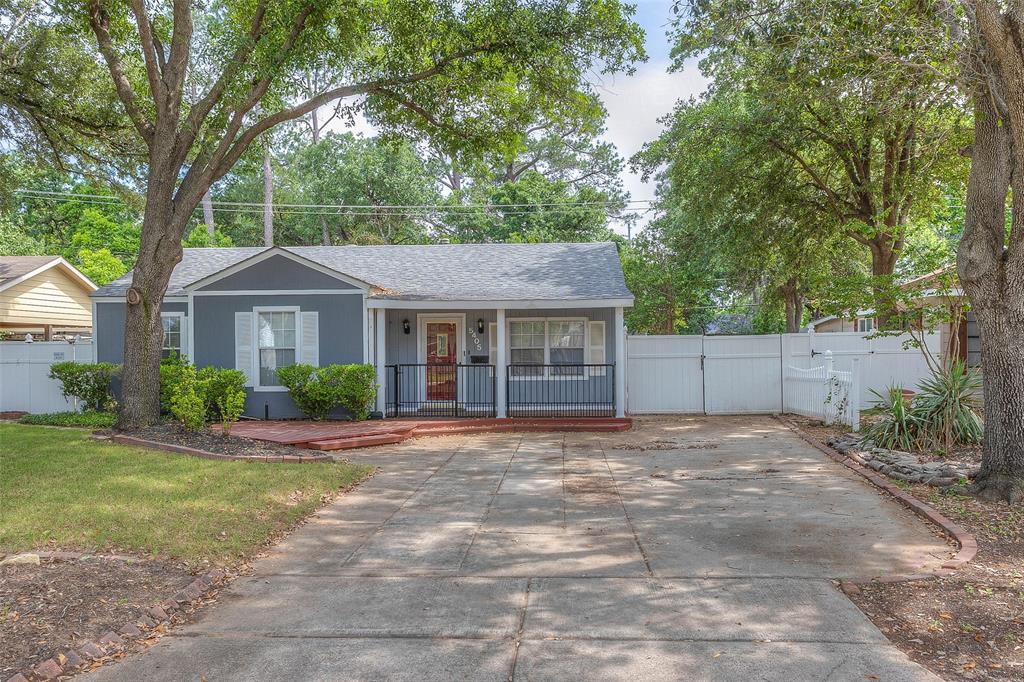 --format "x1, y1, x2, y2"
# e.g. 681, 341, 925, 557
89, 416, 951, 681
